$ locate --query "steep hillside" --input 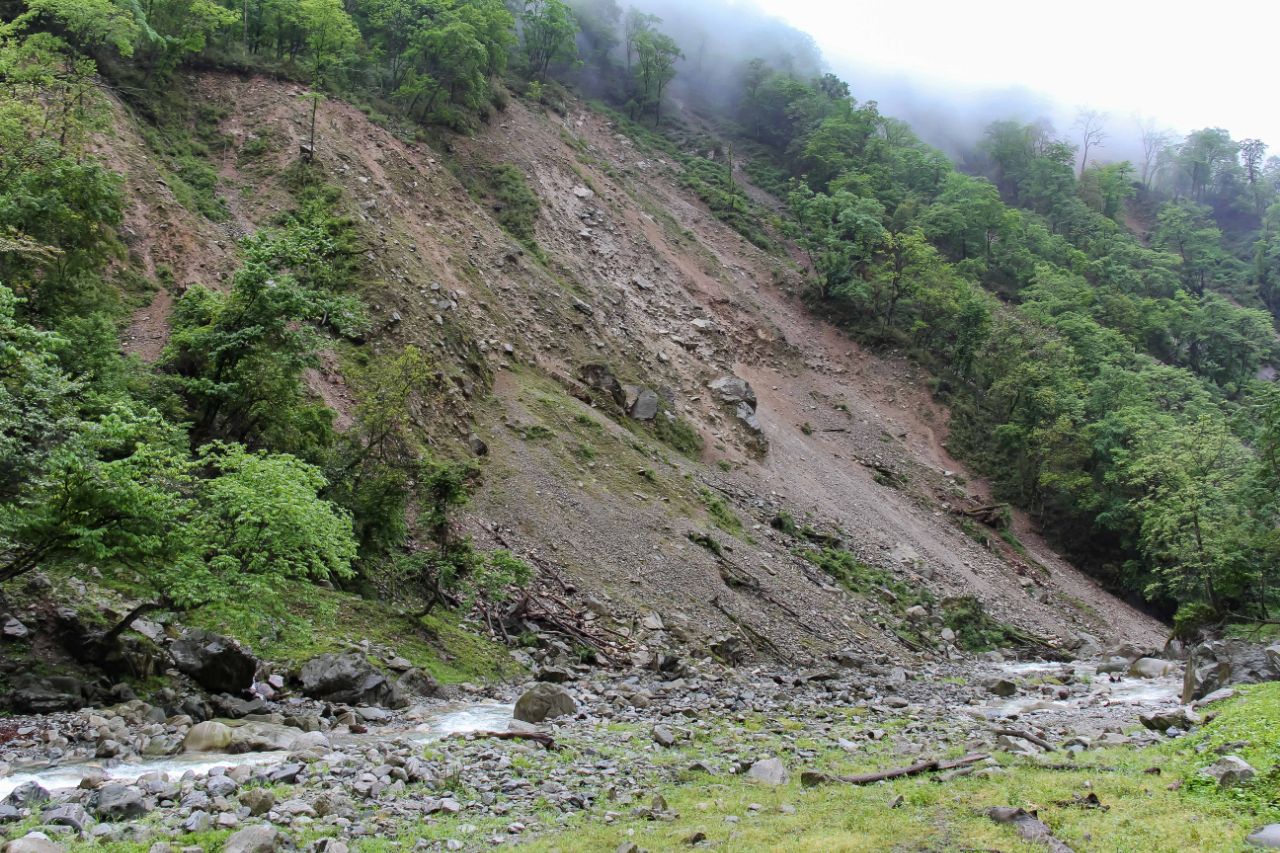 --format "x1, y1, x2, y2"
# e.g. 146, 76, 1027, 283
114, 72, 1162, 661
